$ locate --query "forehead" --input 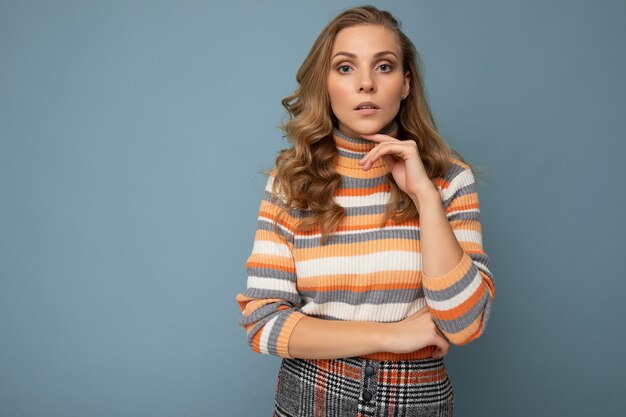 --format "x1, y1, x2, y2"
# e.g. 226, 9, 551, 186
331, 24, 400, 57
